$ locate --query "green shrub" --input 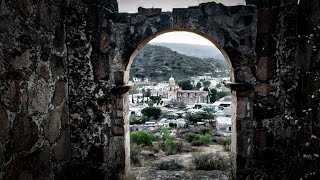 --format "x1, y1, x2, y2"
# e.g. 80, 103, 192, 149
184, 132, 212, 146
200, 127, 211, 135
141, 106, 161, 119
199, 133, 212, 145
165, 137, 182, 154
140, 115, 148, 123
184, 132, 199, 142
131, 131, 154, 146
157, 127, 170, 140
